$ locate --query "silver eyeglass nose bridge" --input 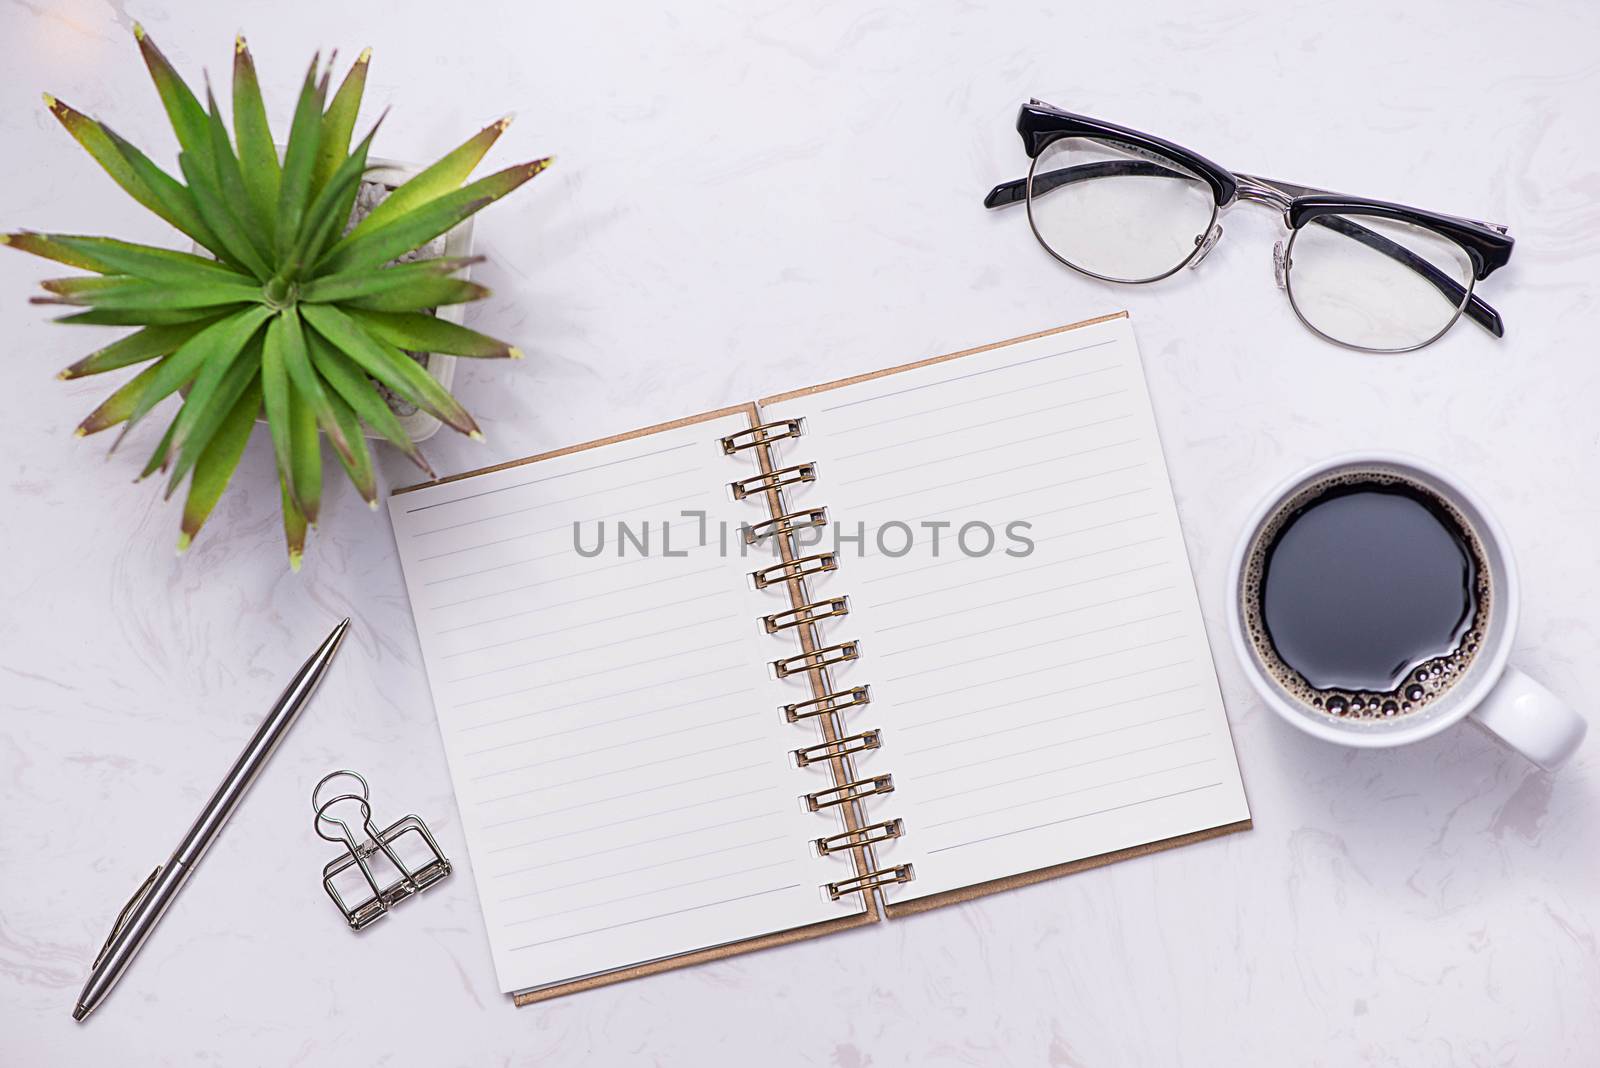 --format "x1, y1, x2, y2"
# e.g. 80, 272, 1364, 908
1188, 223, 1224, 270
